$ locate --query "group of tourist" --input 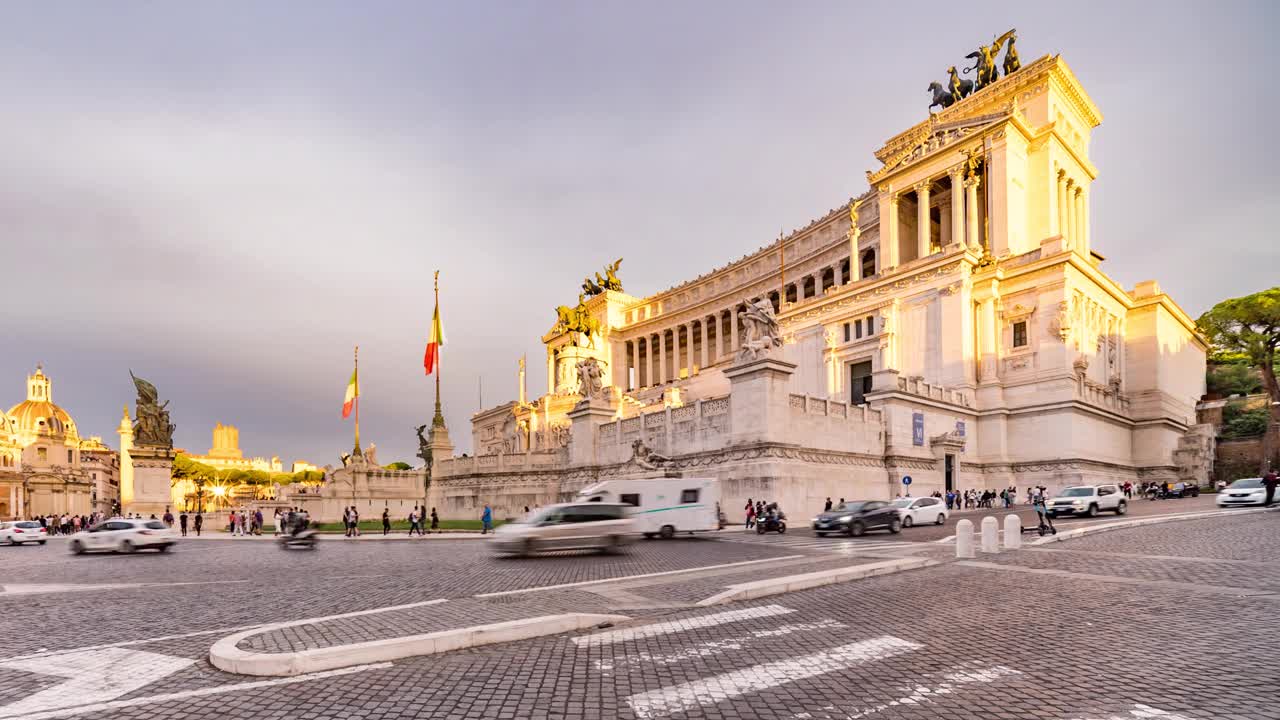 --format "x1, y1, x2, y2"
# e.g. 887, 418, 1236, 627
384, 505, 440, 536
941, 488, 1019, 510
34, 512, 106, 535
744, 498, 784, 527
